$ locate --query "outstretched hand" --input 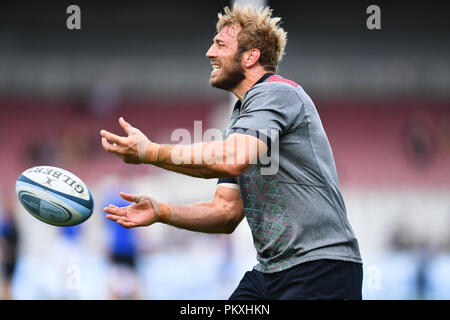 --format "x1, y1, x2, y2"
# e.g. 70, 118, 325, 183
100, 117, 150, 164
104, 192, 157, 228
